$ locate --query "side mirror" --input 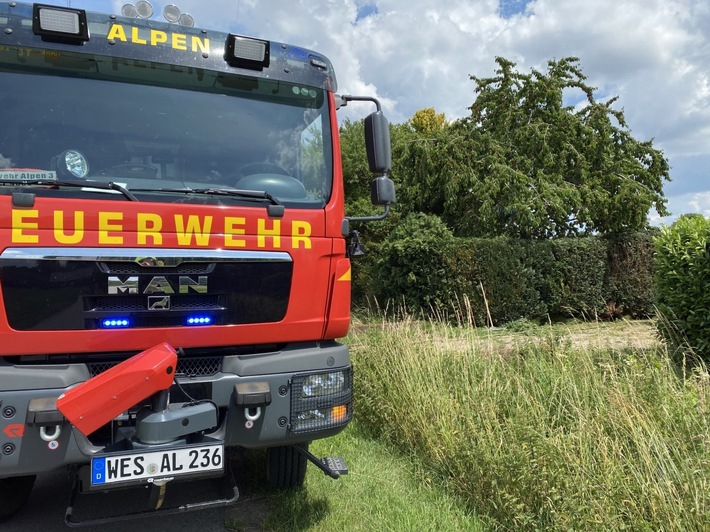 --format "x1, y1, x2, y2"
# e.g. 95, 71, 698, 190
338, 95, 396, 225
371, 175, 396, 206
364, 111, 391, 175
